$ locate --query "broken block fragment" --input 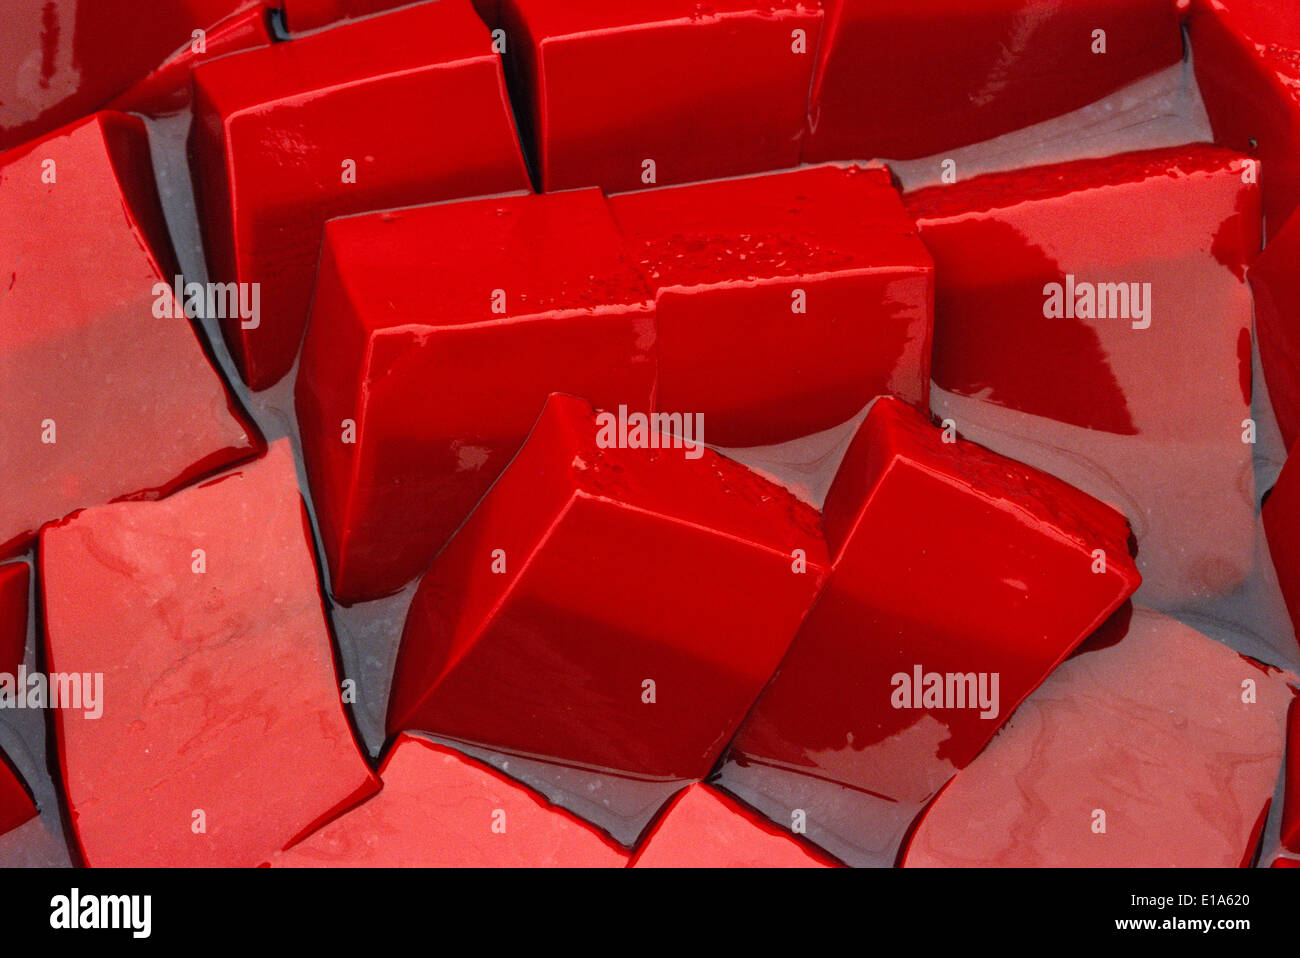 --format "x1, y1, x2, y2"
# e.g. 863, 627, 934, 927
630, 784, 836, 868
725, 397, 1140, 865
296, 189, 657, 603
905, 145, 1260, 606
388, 393, 830, 782
901, 608, 1293, 867
40, 441, 379, 867
271, 733, 627, 866
499, 0, 821, 192
0, 564, 28, 677
190, 0, 531, 389
607, 165, 934, 446
804, 0, 1183, 162
0, 111, 260, 558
